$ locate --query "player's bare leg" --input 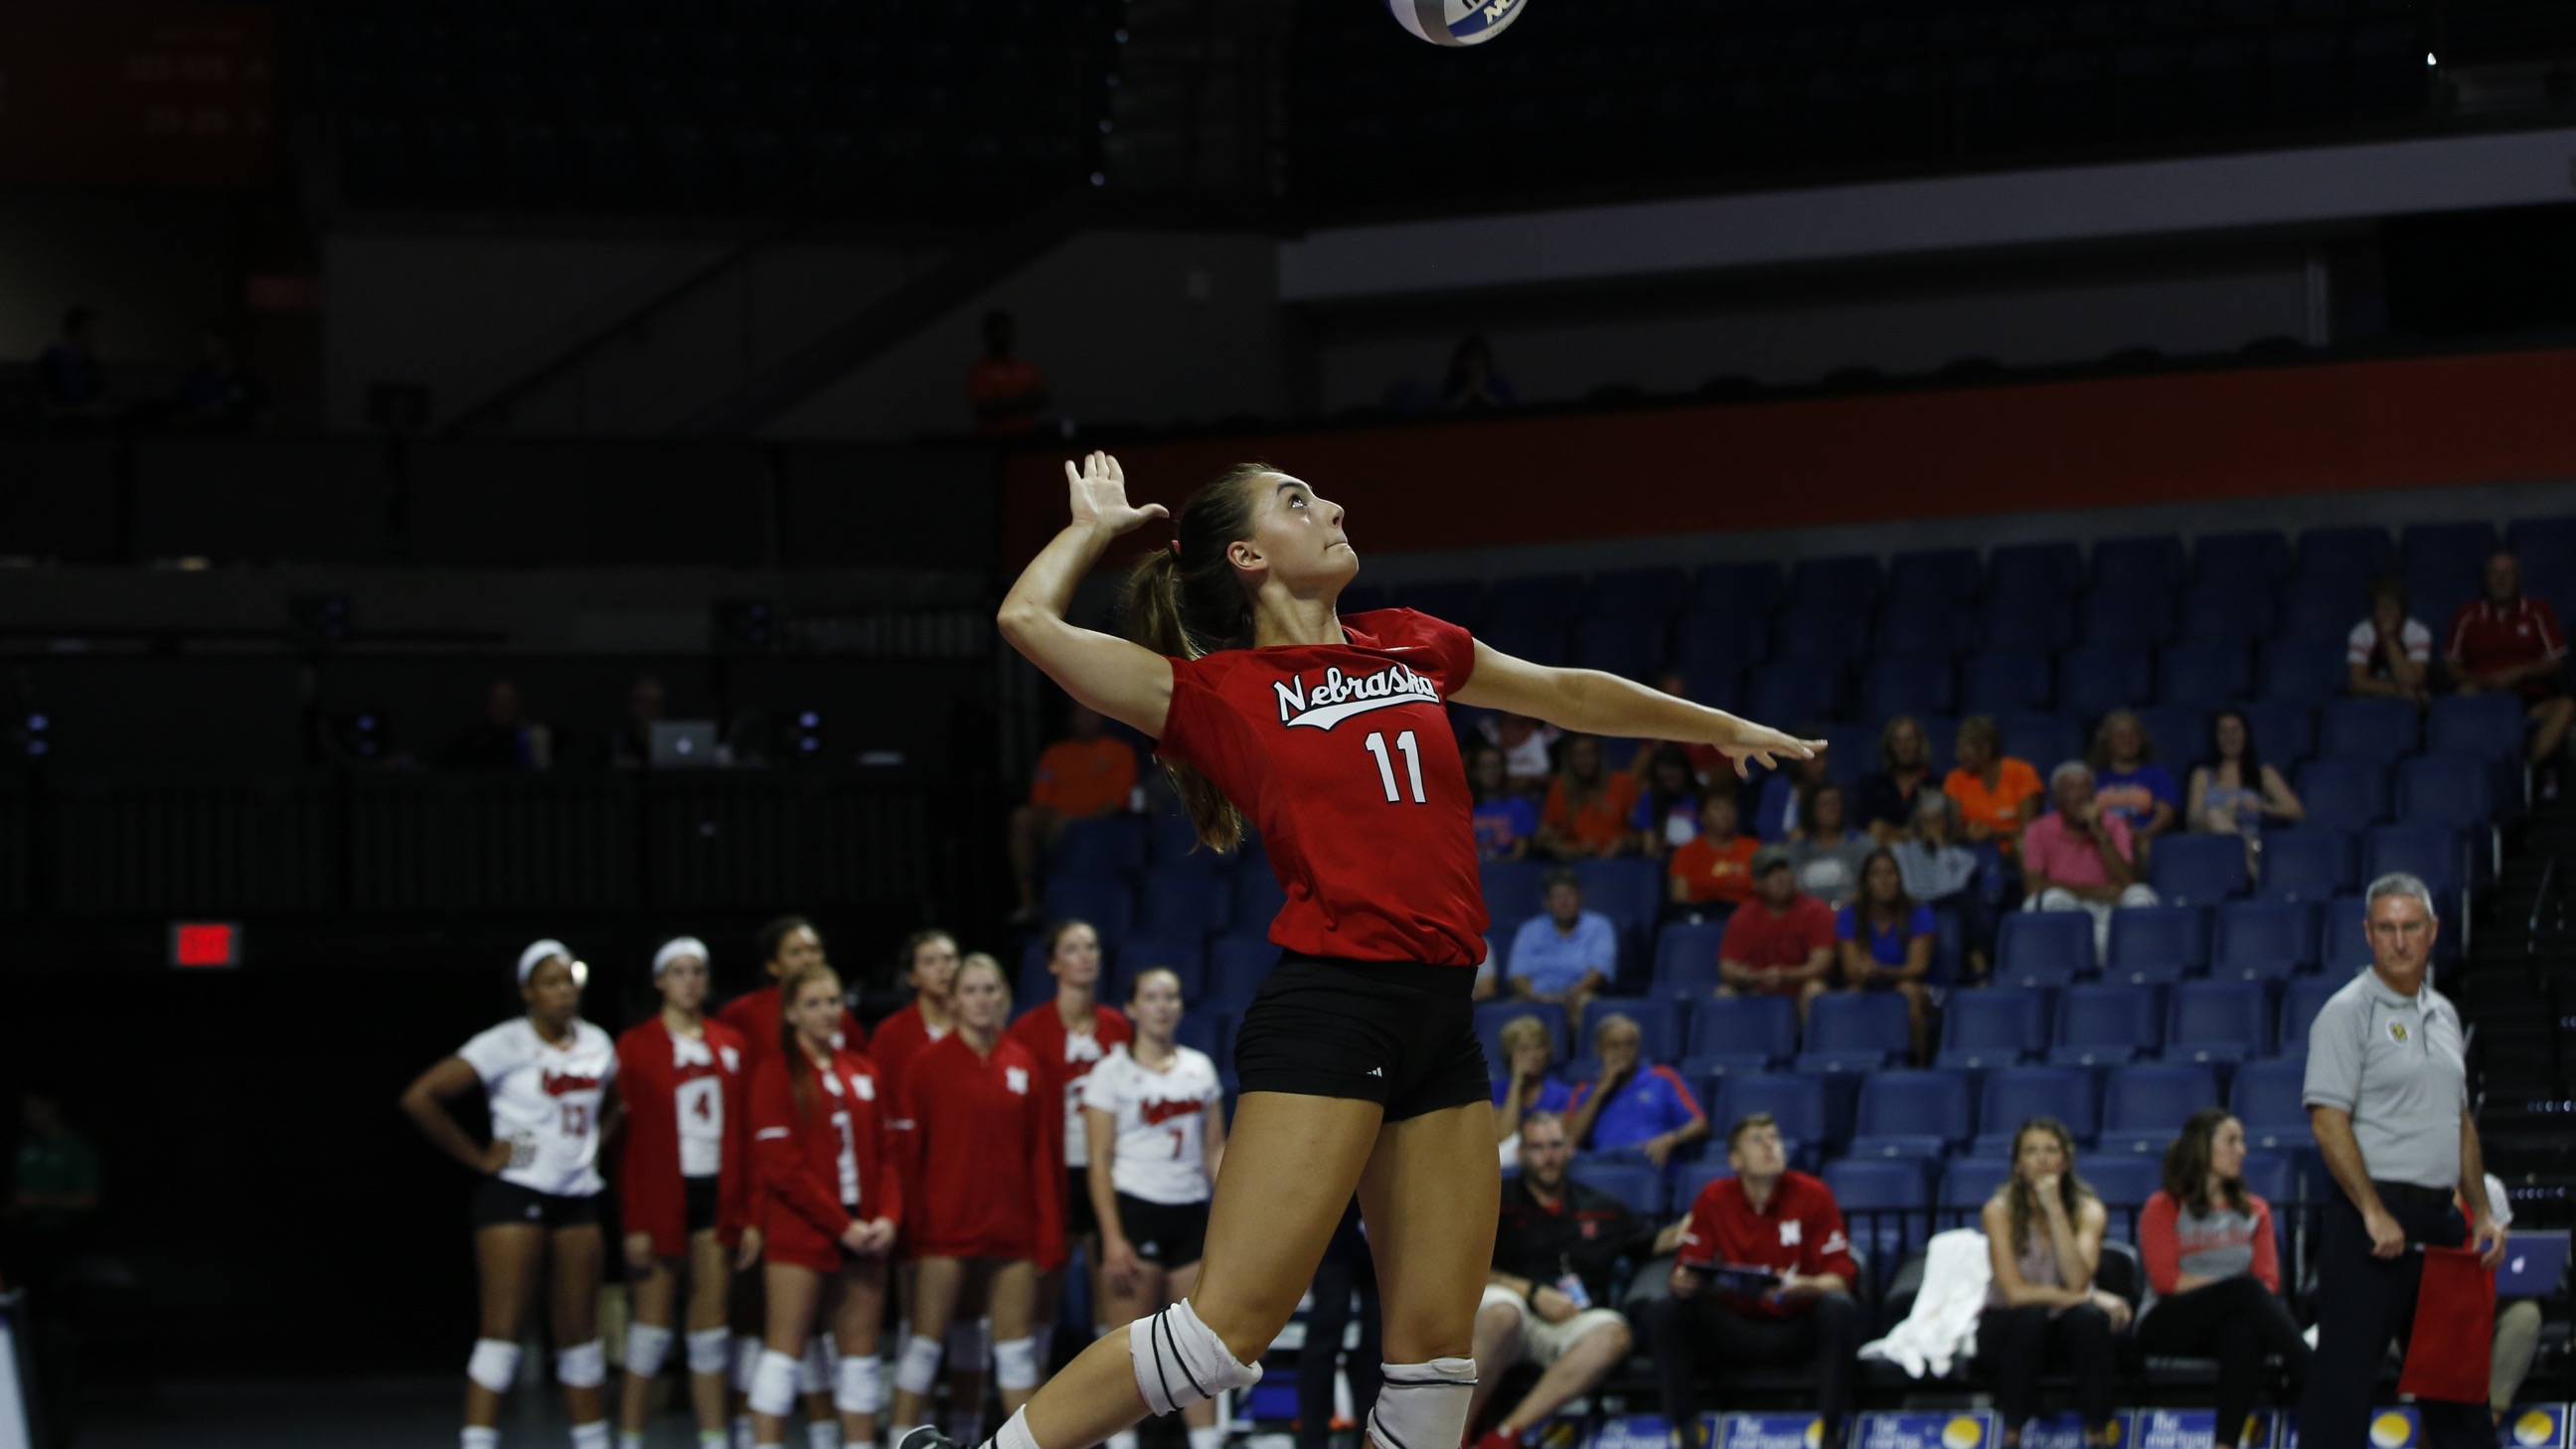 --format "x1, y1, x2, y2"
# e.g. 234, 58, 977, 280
758, 1261, 827, 1447
553, 1223, 611, 1430
988, 1258, 1043, 1416
623, 1247, 681, 1439
832, 1255, 889, 1446
687, 1230, 736, 1438
468, 1223, 548, 1429
895, 1256, 970, 1430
